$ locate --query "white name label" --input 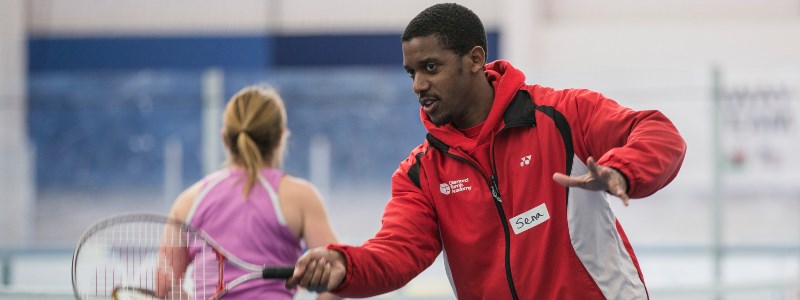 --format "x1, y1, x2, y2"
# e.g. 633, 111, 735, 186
509, 203, 550, 235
